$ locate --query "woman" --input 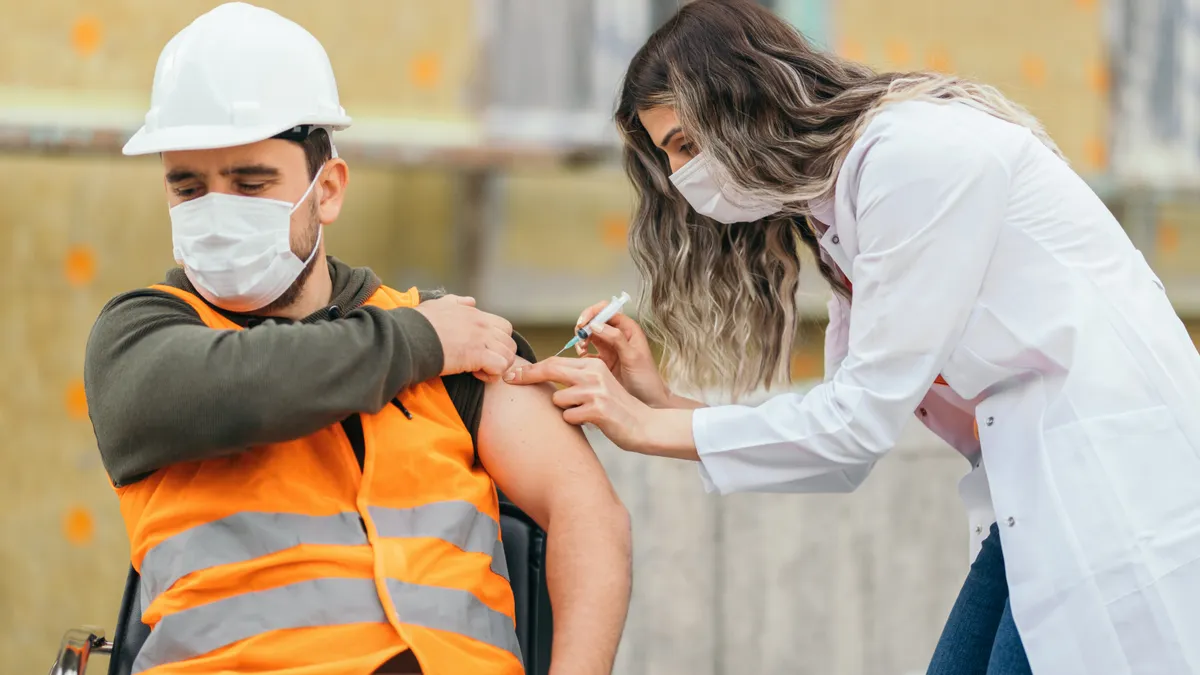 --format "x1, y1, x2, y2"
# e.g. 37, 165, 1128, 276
505, 1, 1200, 673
